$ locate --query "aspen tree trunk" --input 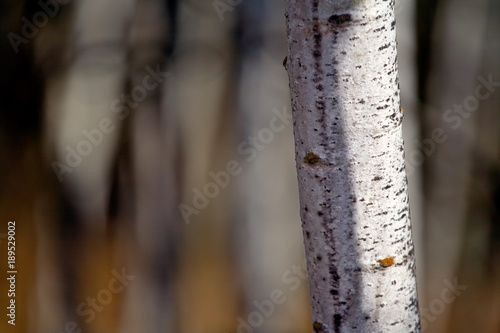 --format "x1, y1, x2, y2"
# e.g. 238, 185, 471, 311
285, 1, 420, 332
